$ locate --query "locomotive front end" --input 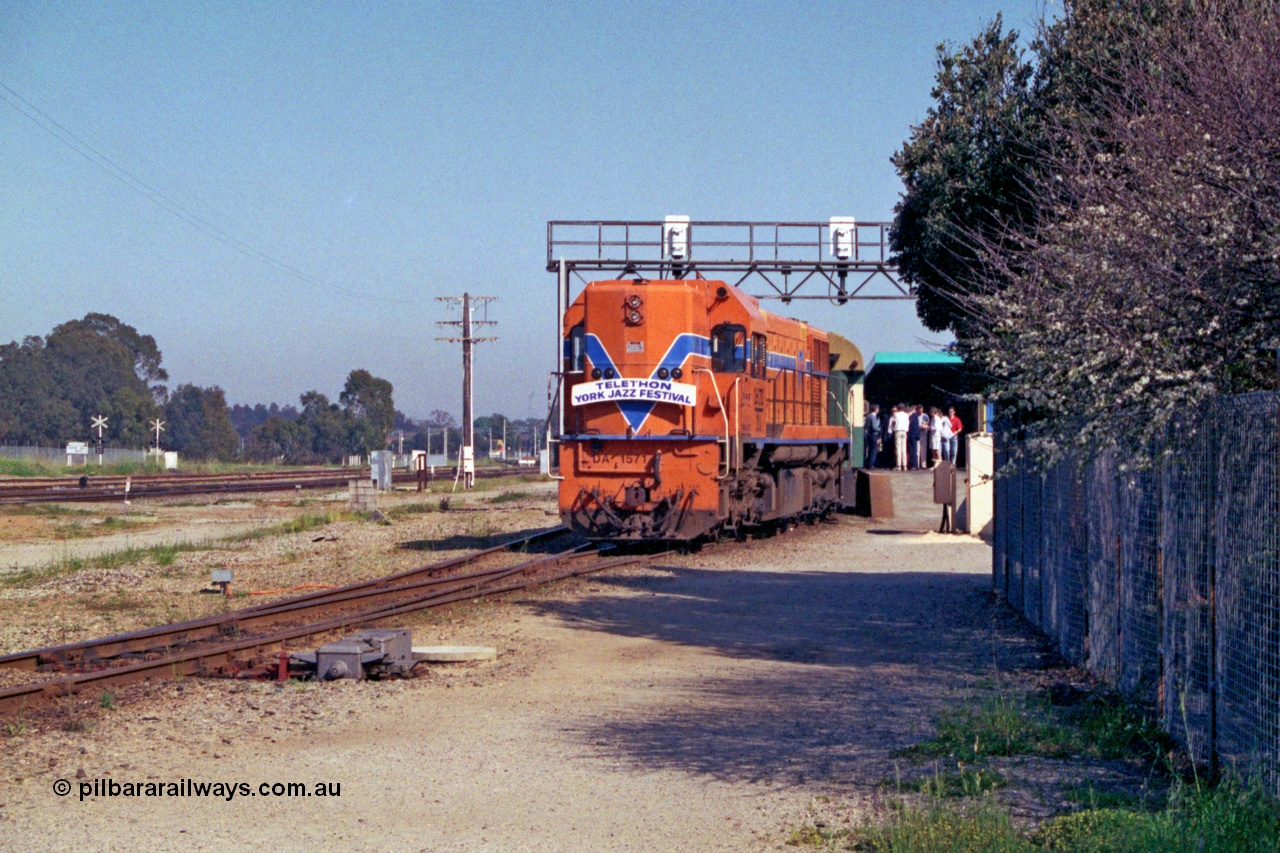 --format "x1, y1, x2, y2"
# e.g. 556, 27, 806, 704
558, 278, 732, 541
